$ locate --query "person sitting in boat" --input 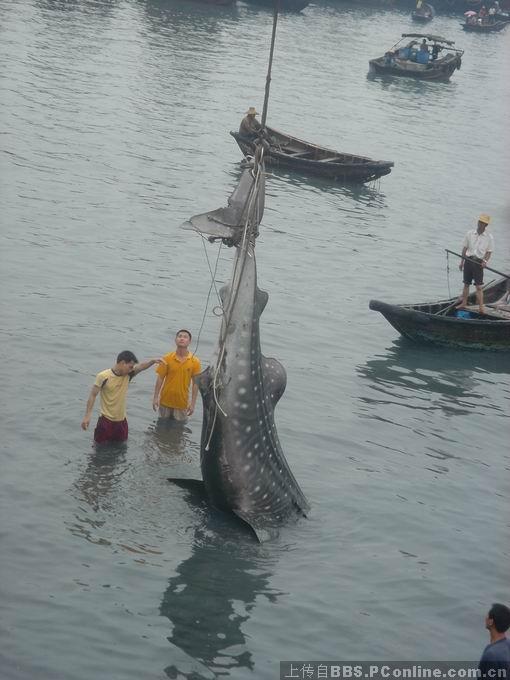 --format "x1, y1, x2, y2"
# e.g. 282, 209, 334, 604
431, 43, 442, 60
478, 5, 488, 17
239, 107, 263, 141
384, 50, 396, 65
